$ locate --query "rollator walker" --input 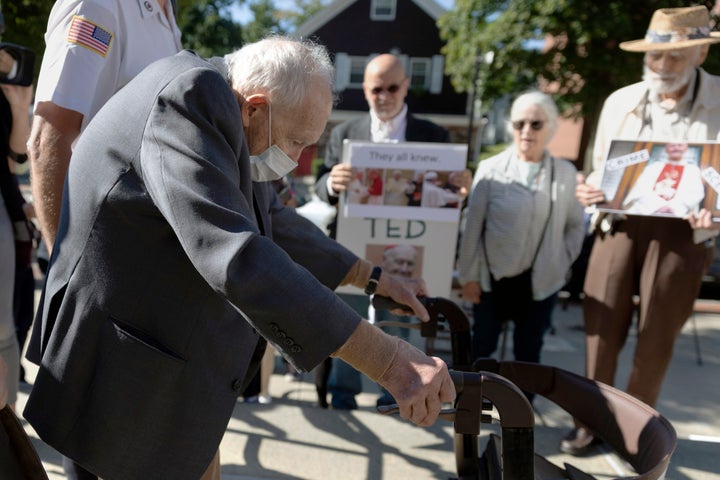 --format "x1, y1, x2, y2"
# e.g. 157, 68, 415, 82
373, 295, 676, 480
